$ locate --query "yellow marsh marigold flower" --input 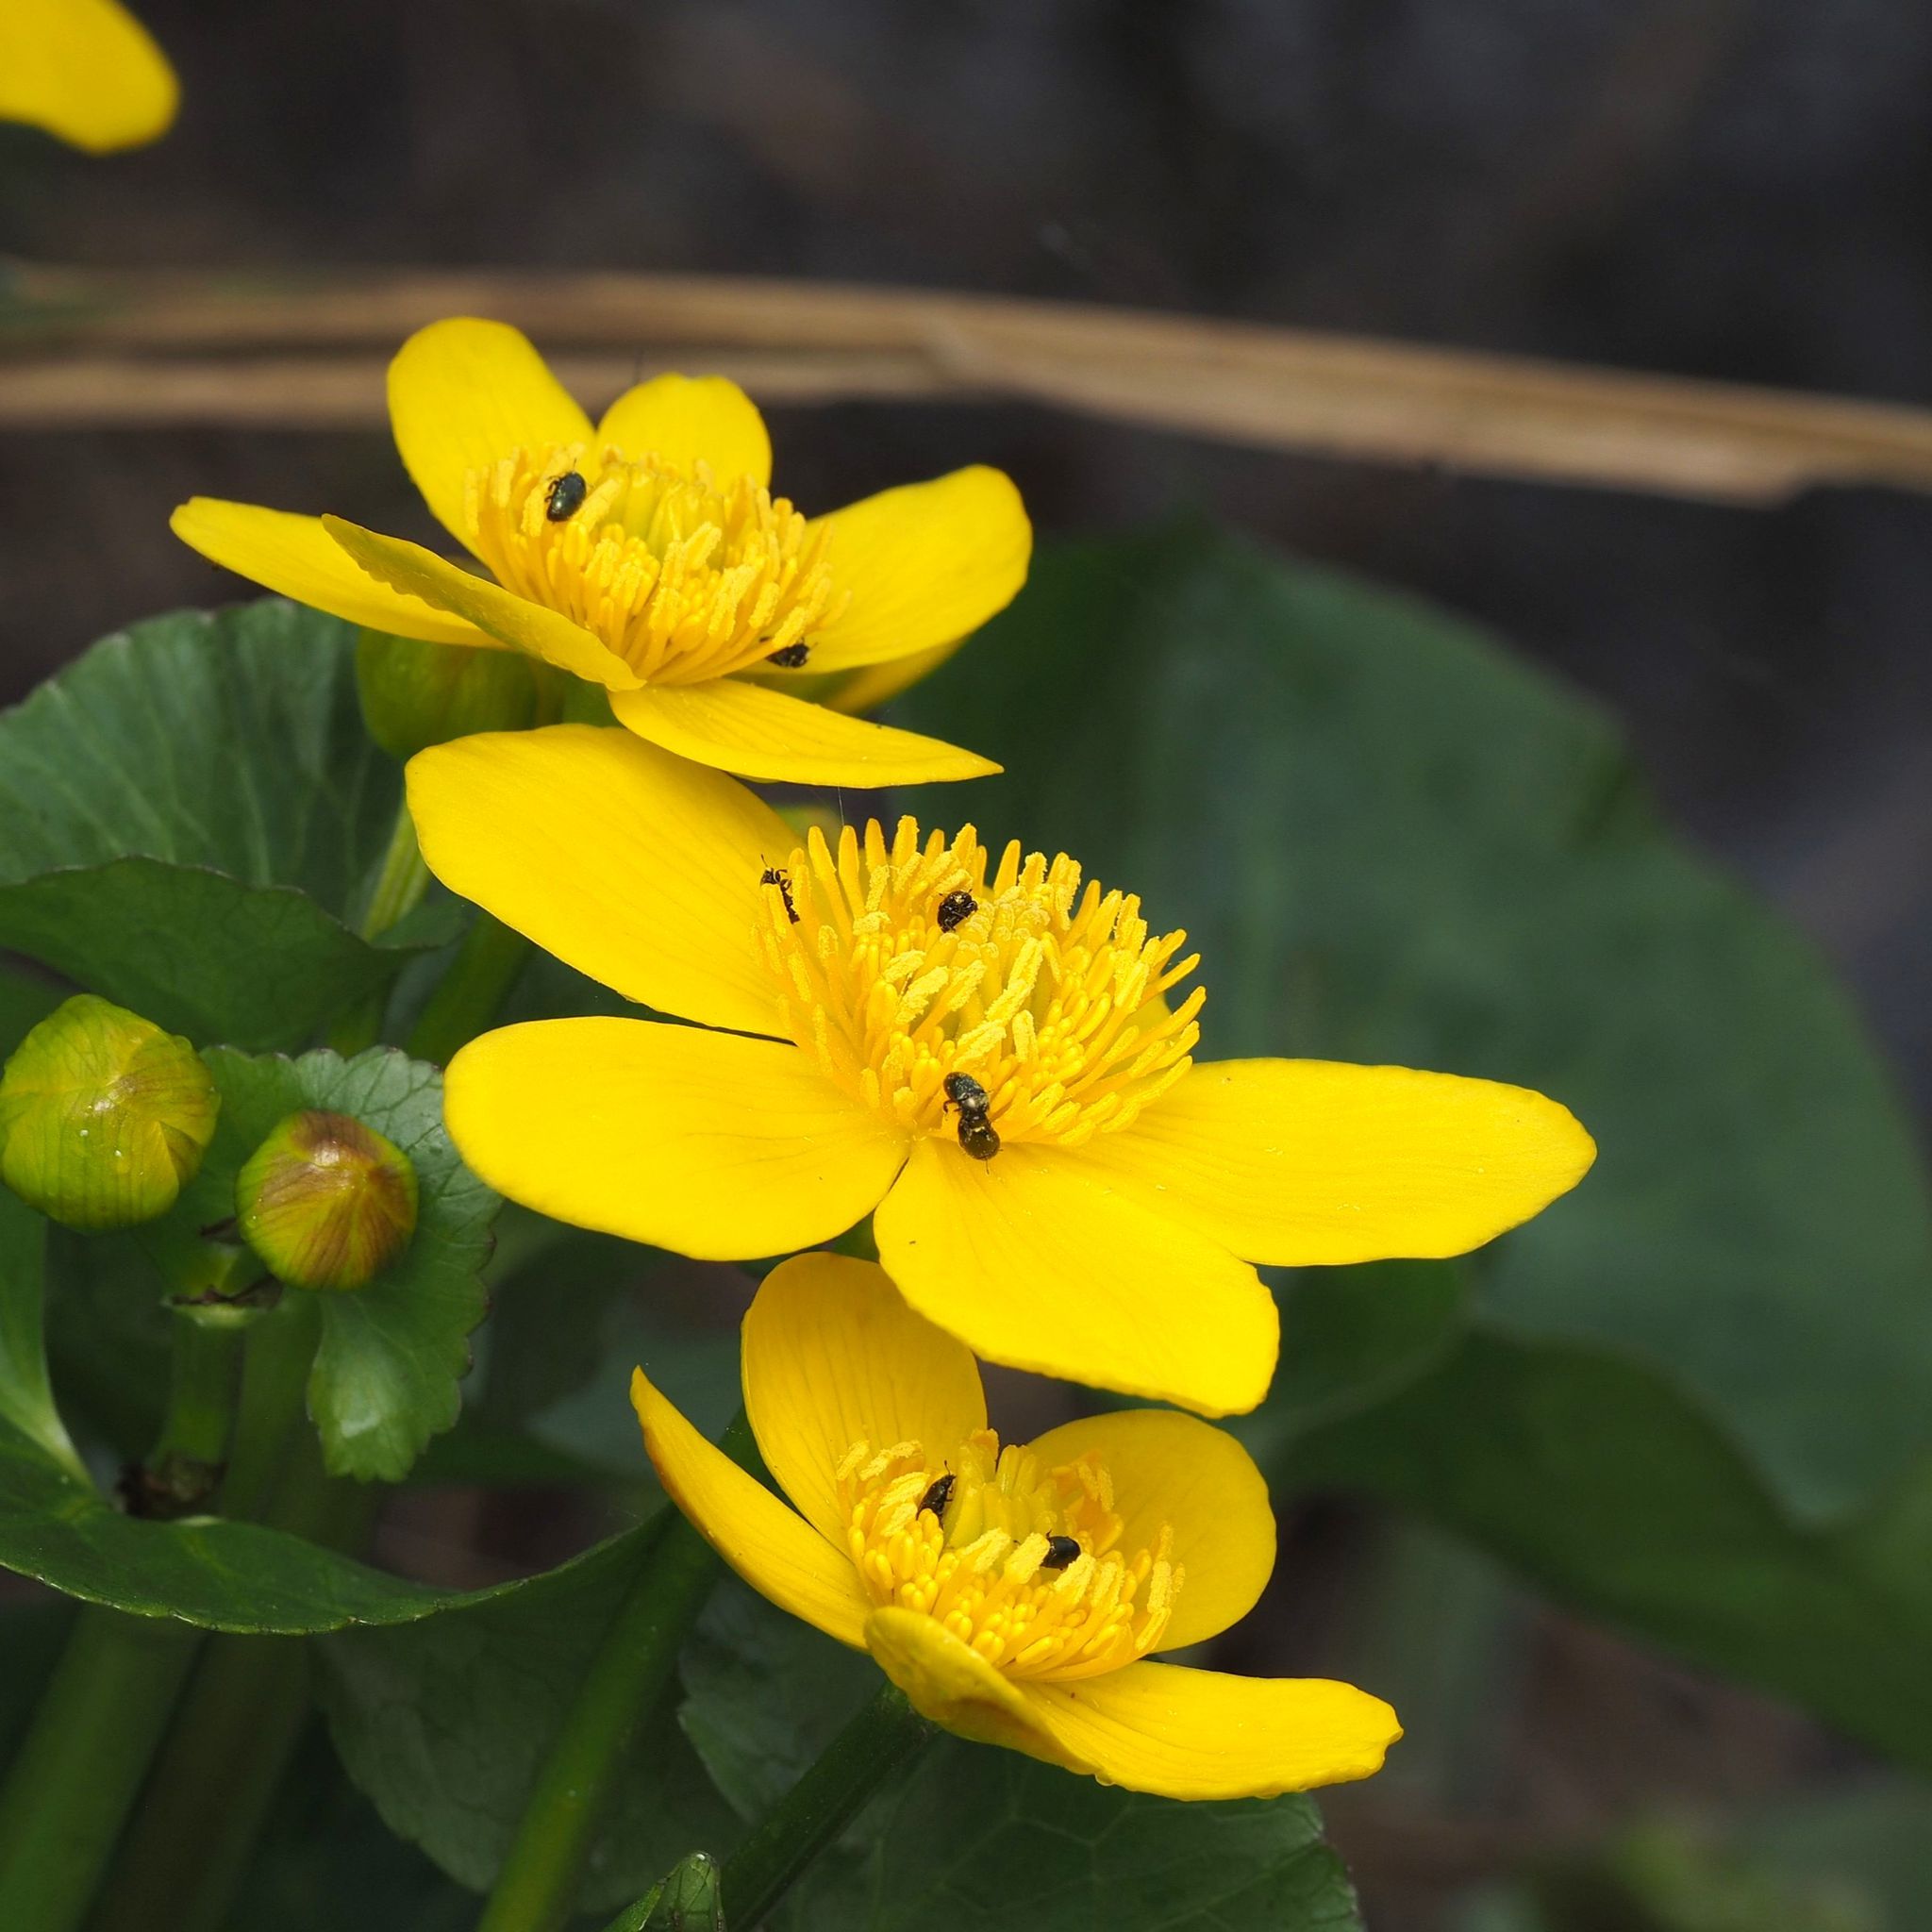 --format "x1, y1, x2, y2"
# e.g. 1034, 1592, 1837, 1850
0, 0, 176, 153
408, 726, 1596, 1416
634, 1253, 1402, 1797
171, 318, 1030, 788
